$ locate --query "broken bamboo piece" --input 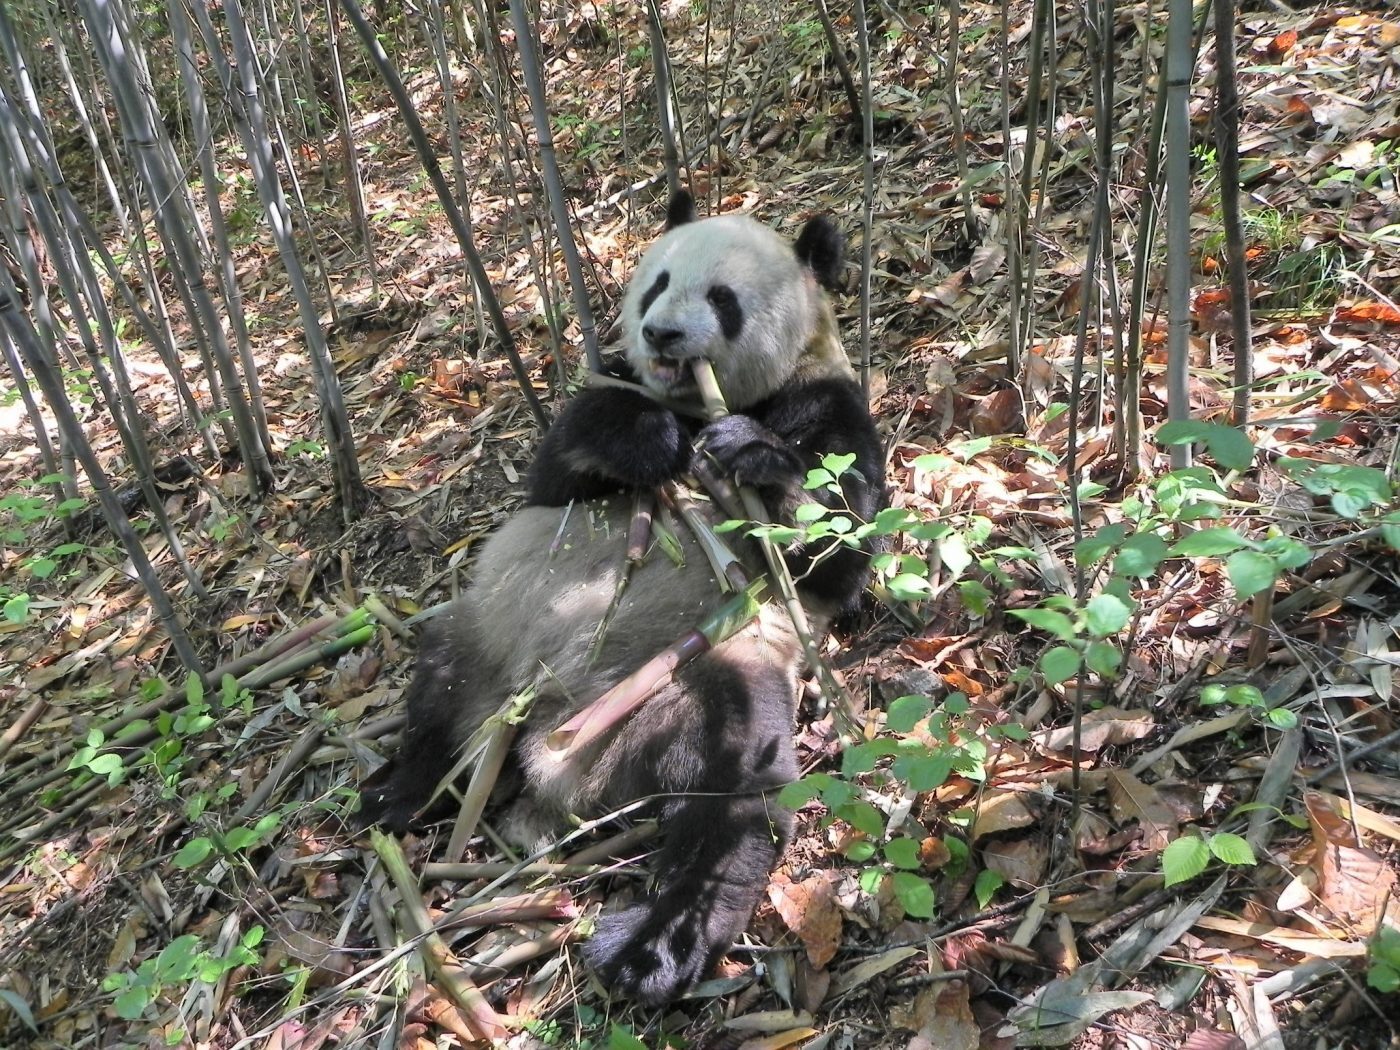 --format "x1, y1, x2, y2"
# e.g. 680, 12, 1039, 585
545, 578, 767, 758
588, 490, 656, 656
369, 828, 510, 1042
